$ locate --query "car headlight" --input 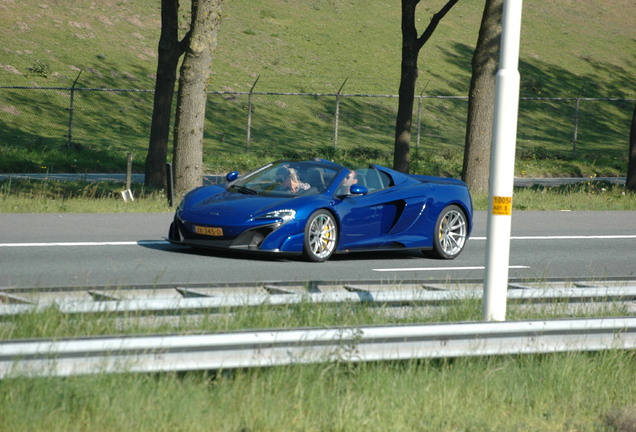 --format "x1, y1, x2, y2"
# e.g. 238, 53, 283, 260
176, 197, 186, 213
256, 209, 296, 223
